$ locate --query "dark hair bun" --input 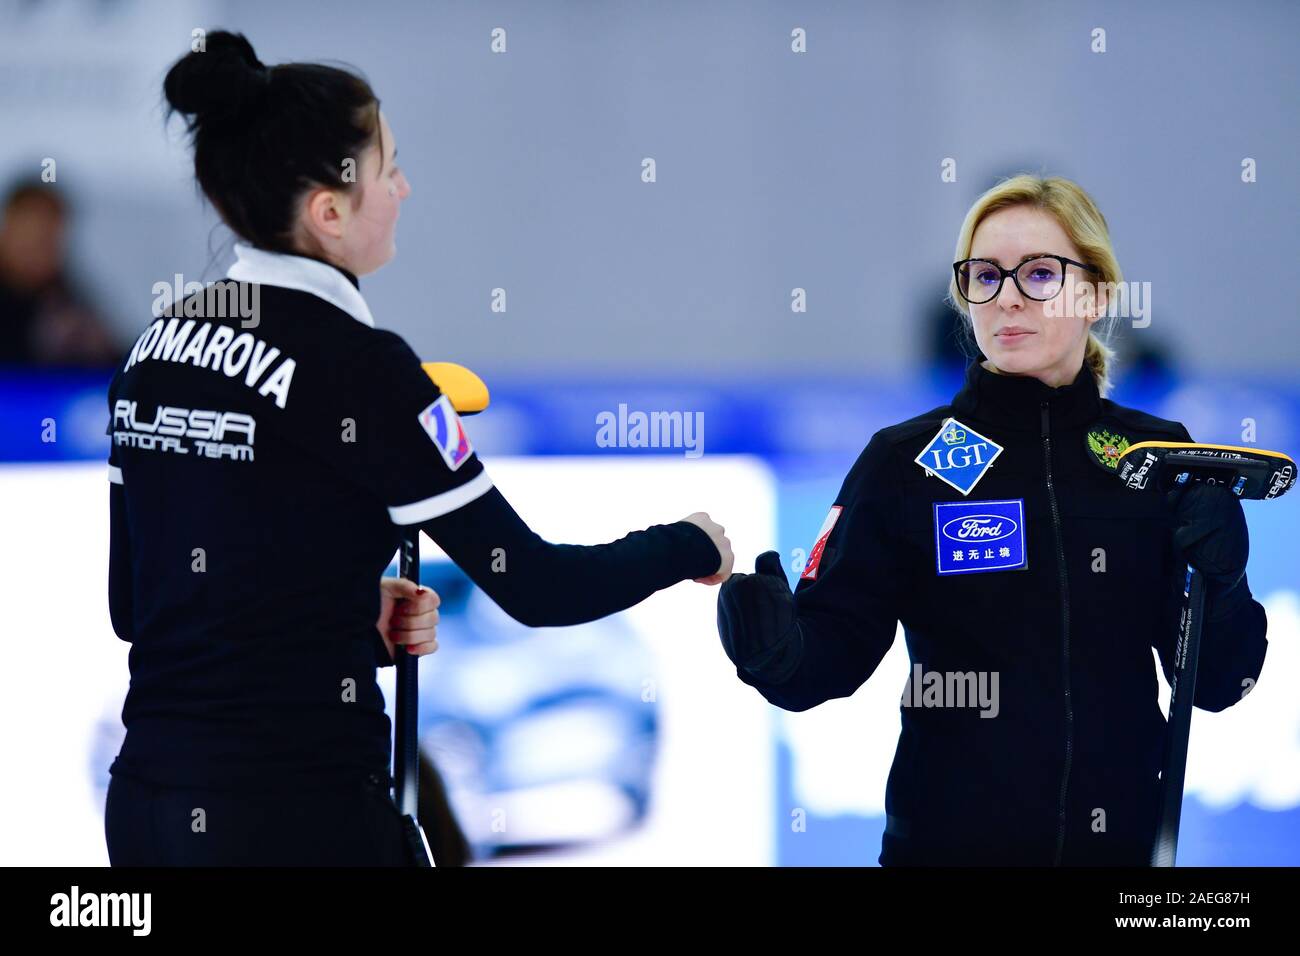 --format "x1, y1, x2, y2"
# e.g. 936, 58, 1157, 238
164, 30, 269, 124
162, 31, 379, 251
